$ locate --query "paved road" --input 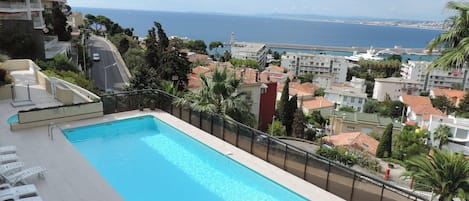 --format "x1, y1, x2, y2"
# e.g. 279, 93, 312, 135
88, 35, 129, 92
